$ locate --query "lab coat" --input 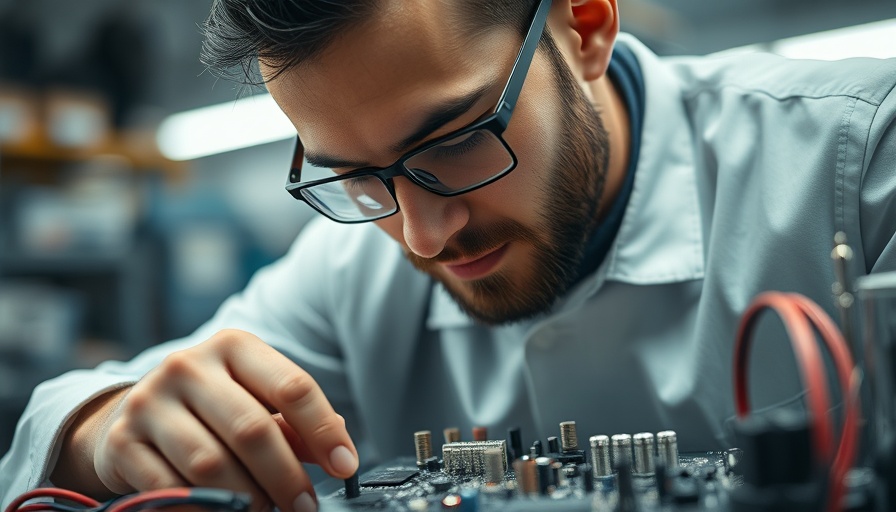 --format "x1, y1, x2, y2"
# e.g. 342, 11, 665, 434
2, 35, 895, 506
